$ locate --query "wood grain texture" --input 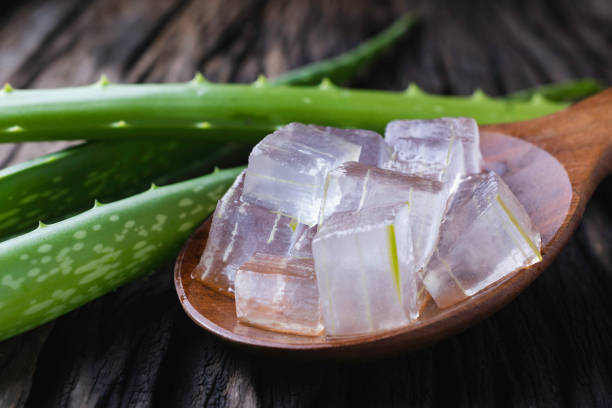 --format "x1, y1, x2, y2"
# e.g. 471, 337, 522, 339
0, 0, 611, 406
